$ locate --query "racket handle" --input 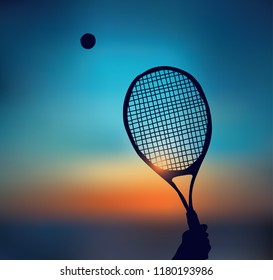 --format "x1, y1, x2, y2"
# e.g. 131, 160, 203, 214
186, 209, 201, 231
